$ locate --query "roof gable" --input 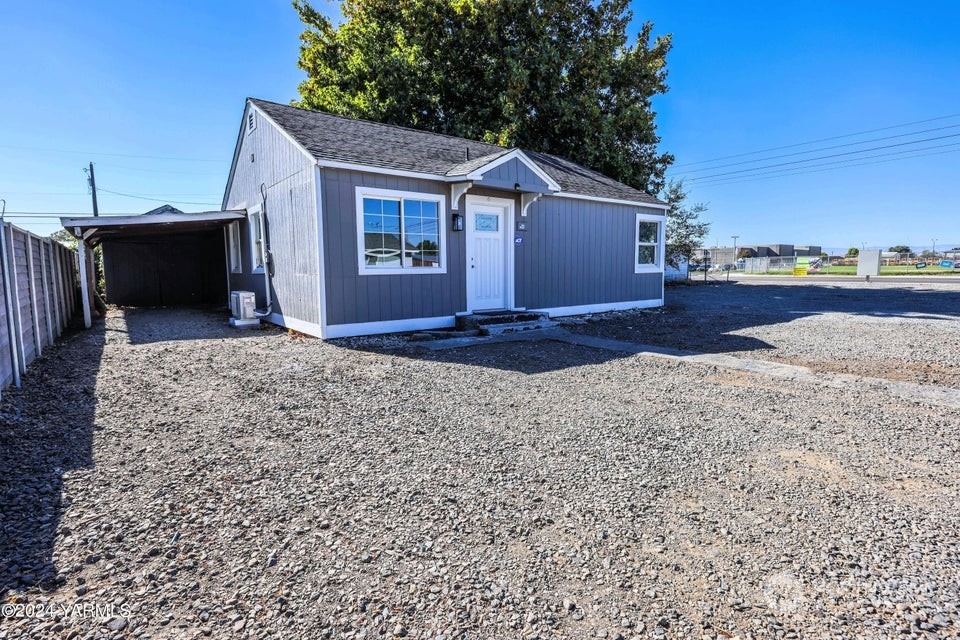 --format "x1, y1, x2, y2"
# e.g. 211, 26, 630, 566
246, 98, 665, 207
